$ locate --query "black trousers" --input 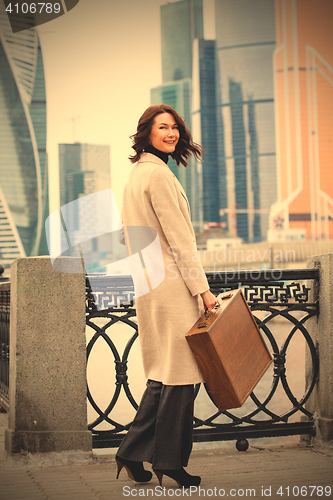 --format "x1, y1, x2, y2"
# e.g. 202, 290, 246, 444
116, 379, 194, 469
